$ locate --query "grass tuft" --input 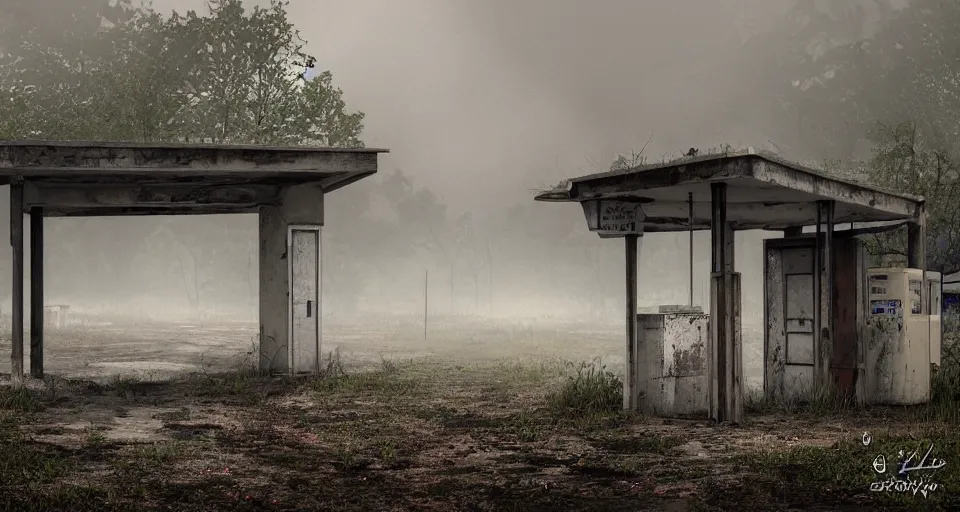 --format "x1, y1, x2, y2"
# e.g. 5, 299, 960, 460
0, 386, 44, 413
926, 338, 960, 423
547, 361, 623, 417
